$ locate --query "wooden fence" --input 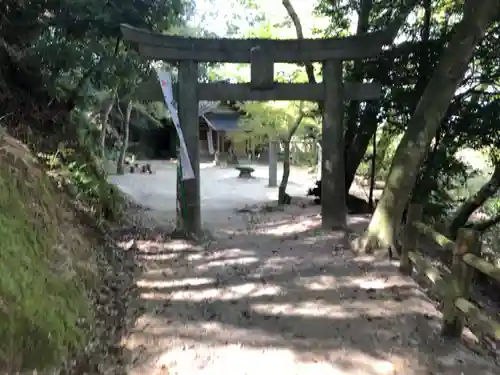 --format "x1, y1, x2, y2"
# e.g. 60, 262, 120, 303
400, 204, 500, 341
